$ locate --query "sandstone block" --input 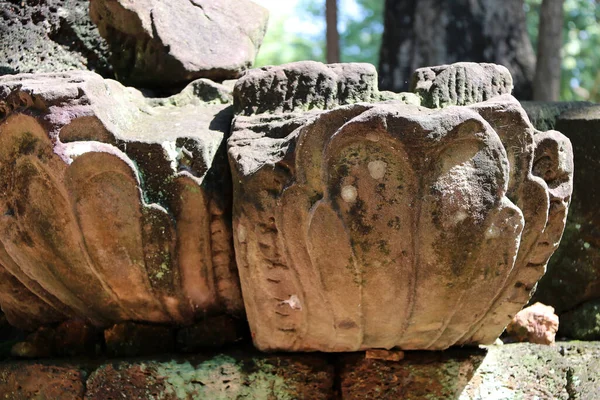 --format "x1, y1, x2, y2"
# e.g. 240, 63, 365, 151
340, 349, 484, 399
89, 0, 269, 88
228, 61, 573, 351
85, 353, 334, 400
0, 363, 86, 399
0, 71, 242, 330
